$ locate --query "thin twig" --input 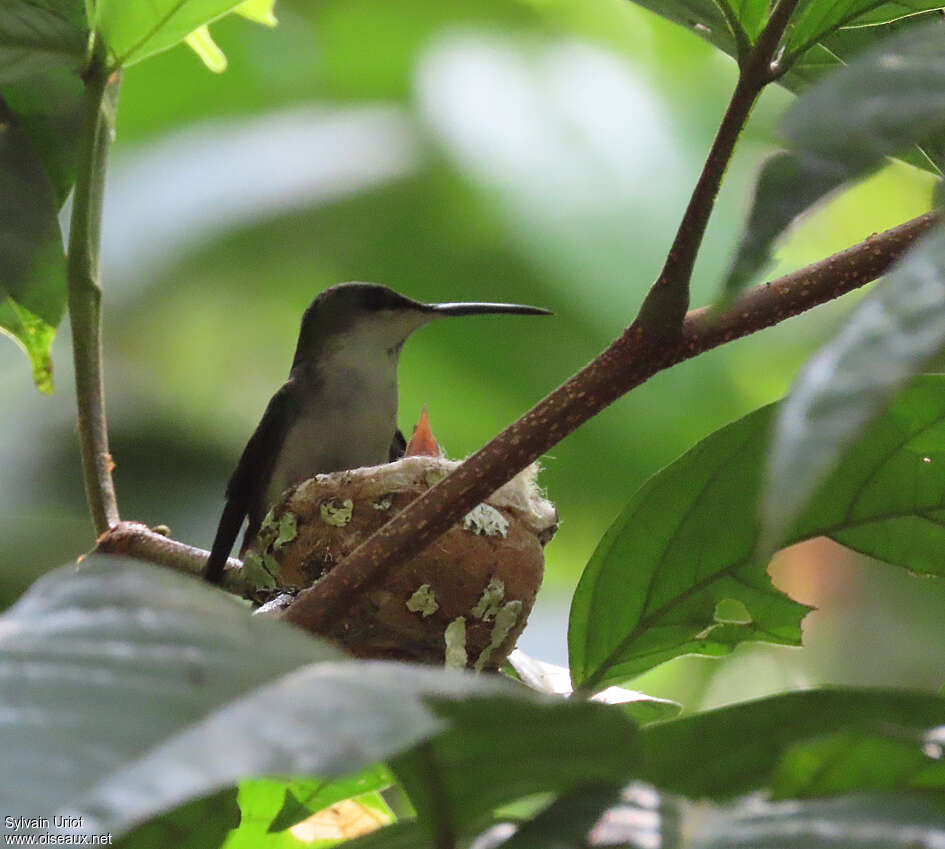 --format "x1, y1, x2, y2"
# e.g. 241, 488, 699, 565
67, 41, 120, 535
96, 521, 253, 596
281, 211, 939, 632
